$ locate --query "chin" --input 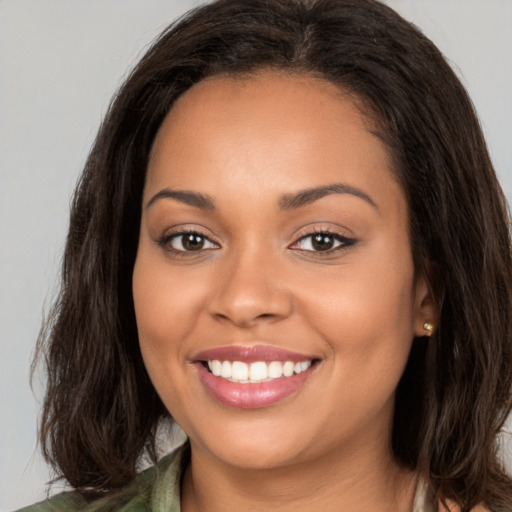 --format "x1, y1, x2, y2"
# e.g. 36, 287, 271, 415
184, 414, 317, 470
206, 438, 309, 470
